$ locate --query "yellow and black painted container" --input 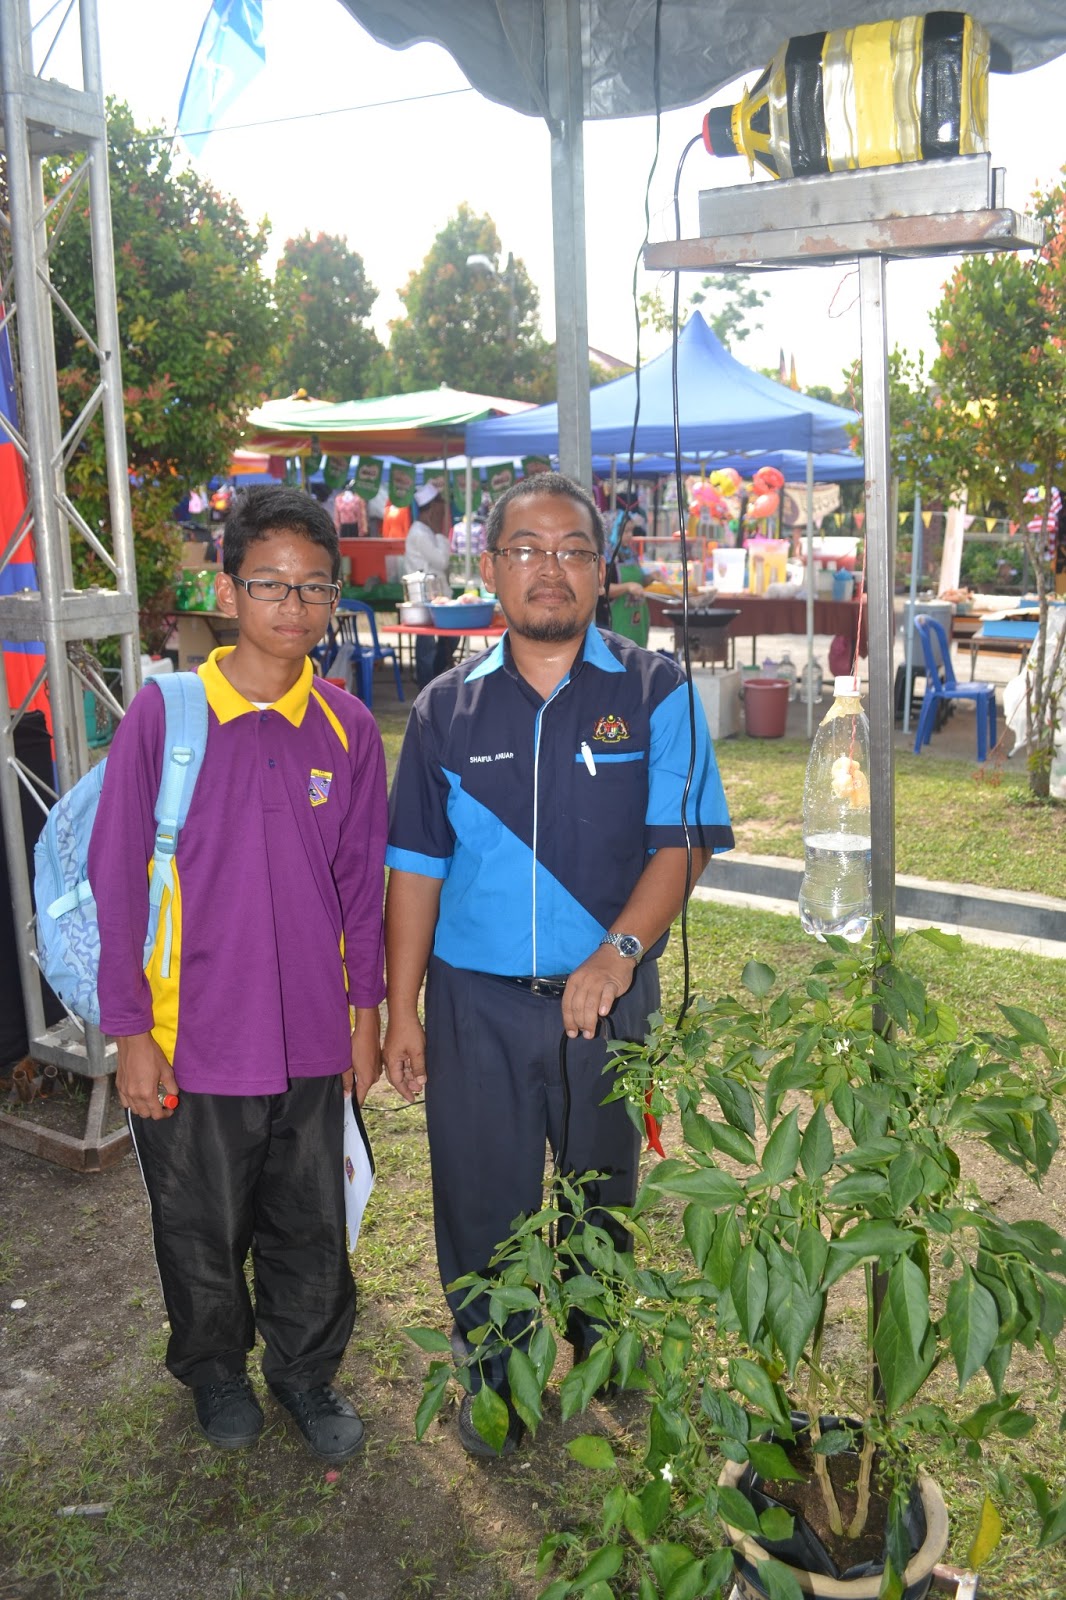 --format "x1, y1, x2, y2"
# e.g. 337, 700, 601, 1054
703, 11, 989, 179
